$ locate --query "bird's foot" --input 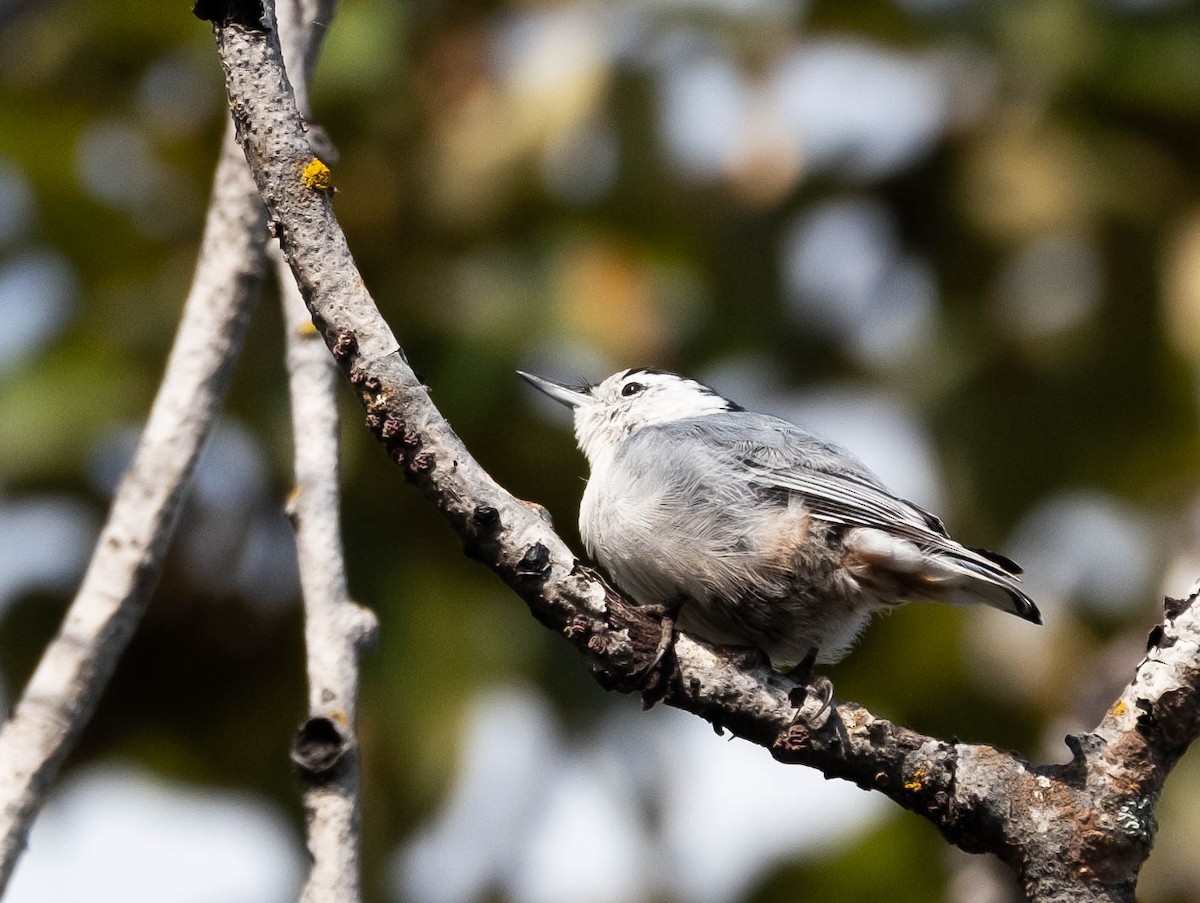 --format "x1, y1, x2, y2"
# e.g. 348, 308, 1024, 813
786, 647, 820, 686
788, 677, 835, 728
786, 648, 835, 729
637, 595, 688, 708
